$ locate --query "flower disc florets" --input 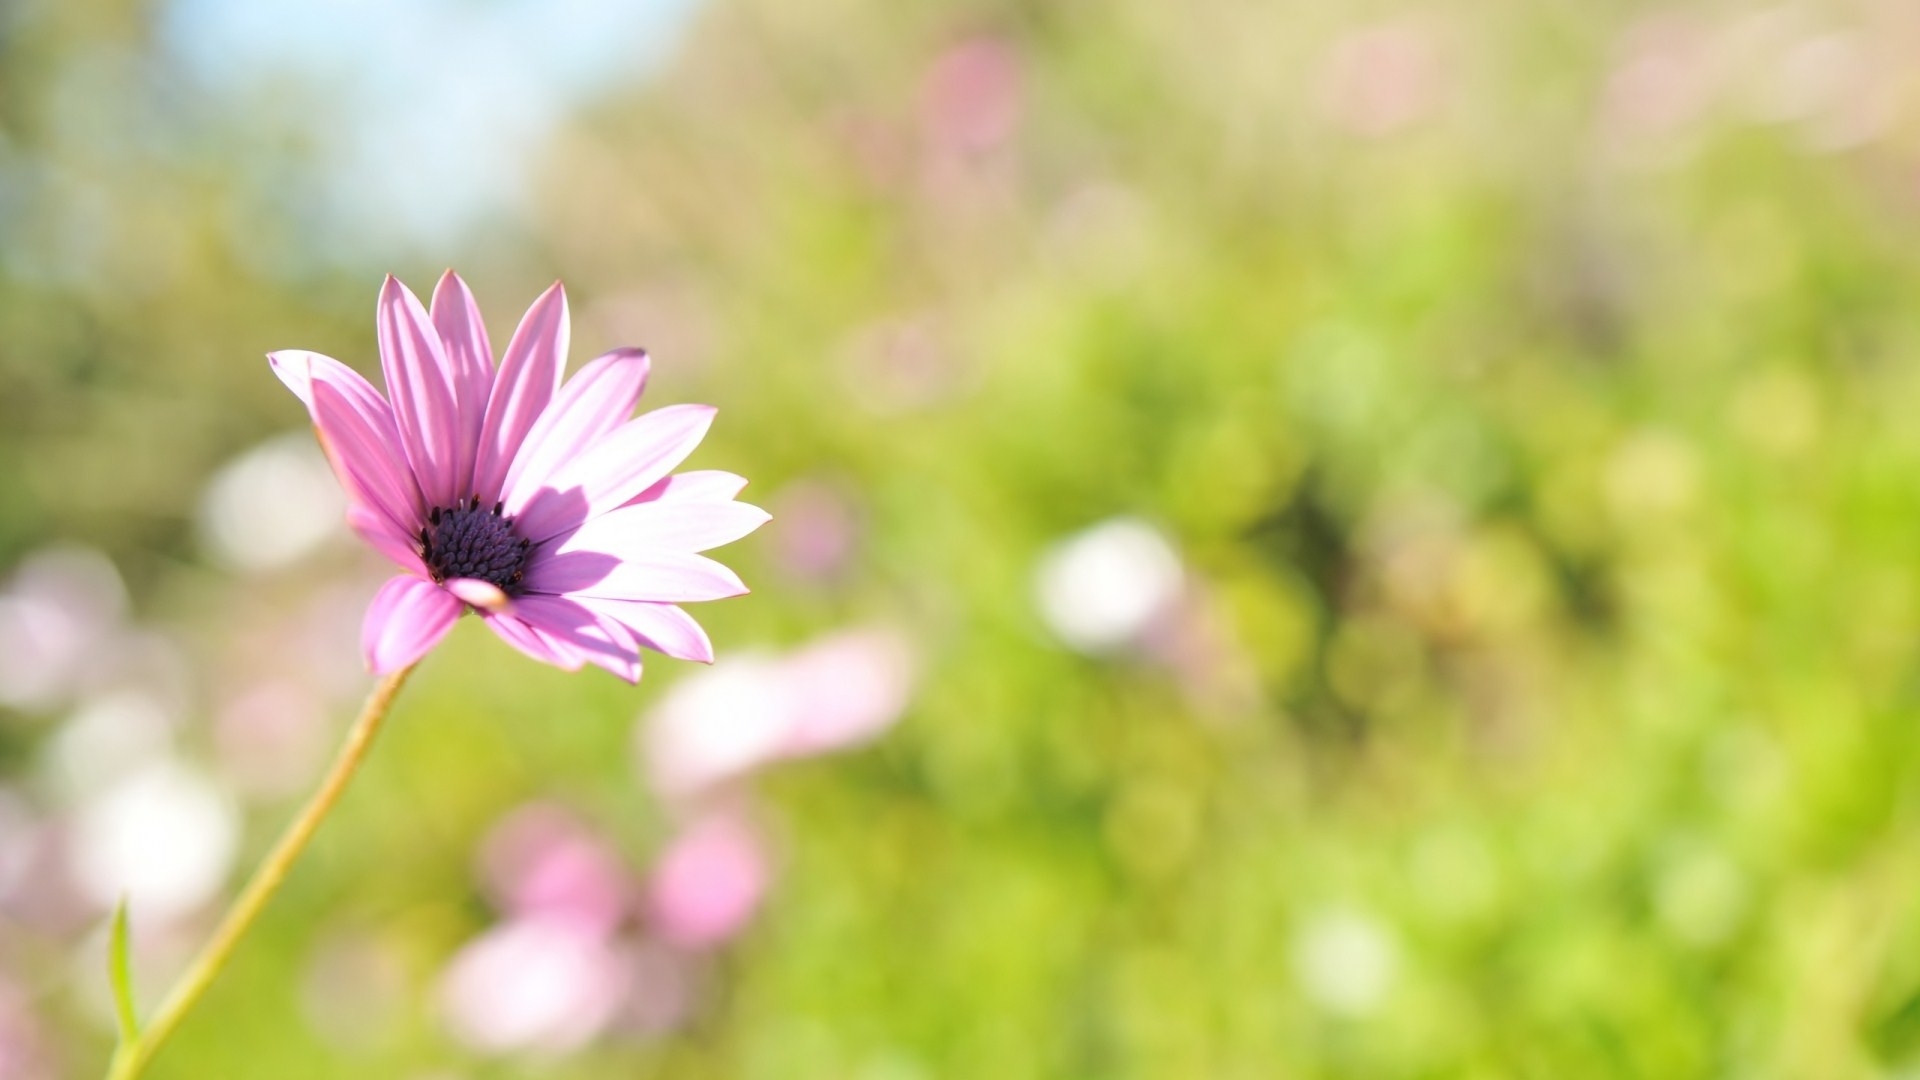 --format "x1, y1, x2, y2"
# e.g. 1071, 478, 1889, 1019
420, 497, 531, 593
